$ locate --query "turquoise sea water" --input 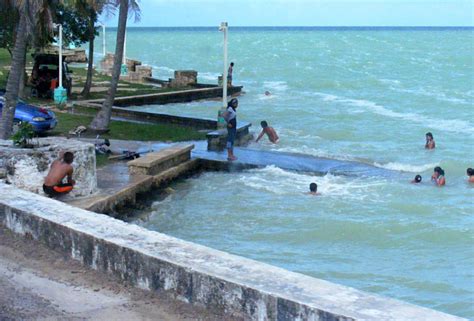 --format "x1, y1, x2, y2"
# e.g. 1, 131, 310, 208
95, 27, 473, 318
